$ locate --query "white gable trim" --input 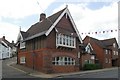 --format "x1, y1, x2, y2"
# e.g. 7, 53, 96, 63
87, 43, 93, 50
45, 8, 66, 36
45, 7, 83, 43
1, 41, 8, 47
16, 31, 24, 42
